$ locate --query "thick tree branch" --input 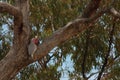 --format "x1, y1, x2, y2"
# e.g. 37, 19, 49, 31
32, 0, 103, 60
0, 2, 23, 44
0, 2, 22, 21
15, 0, 30, 33
33, 8, 110, 61
33, 7, 120, 68
13, 0, 30, 46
